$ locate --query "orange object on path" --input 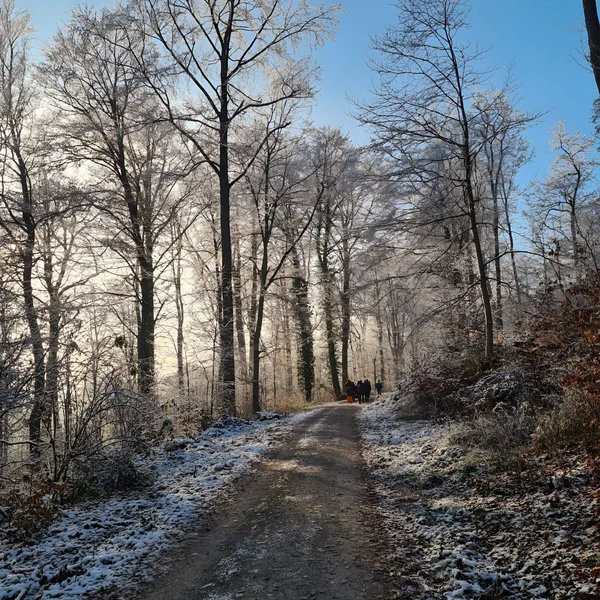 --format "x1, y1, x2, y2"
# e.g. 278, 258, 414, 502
347, 395, 353, 404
